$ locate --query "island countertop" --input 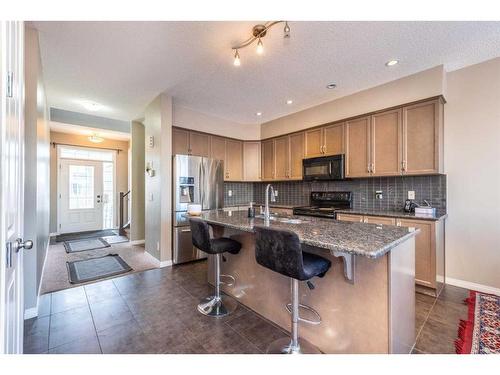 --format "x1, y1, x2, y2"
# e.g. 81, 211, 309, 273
194, 209, 419, 259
